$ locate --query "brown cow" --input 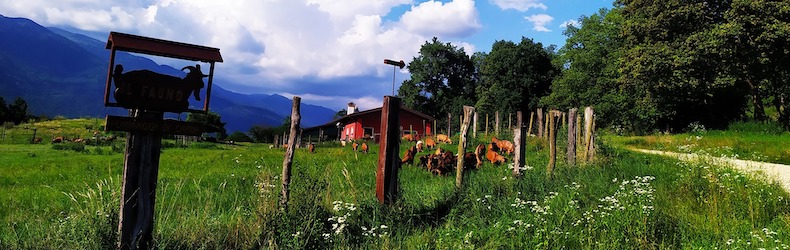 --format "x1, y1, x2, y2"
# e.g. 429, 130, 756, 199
32, 137, 43, 144
52, 136, 65, 143
486, 143, 506, 165
352, 141, 359, 151
402, 134, 415, 142
425, 137, 437, 149
73, 138, 85, 143
400, 144, 419, 165
416, 140, 424, 152
361, 143, 369, 154
463, 152, 478, 170
308, 143, 315, 153
436, 134, 452, 144
492, 137, 514, 155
